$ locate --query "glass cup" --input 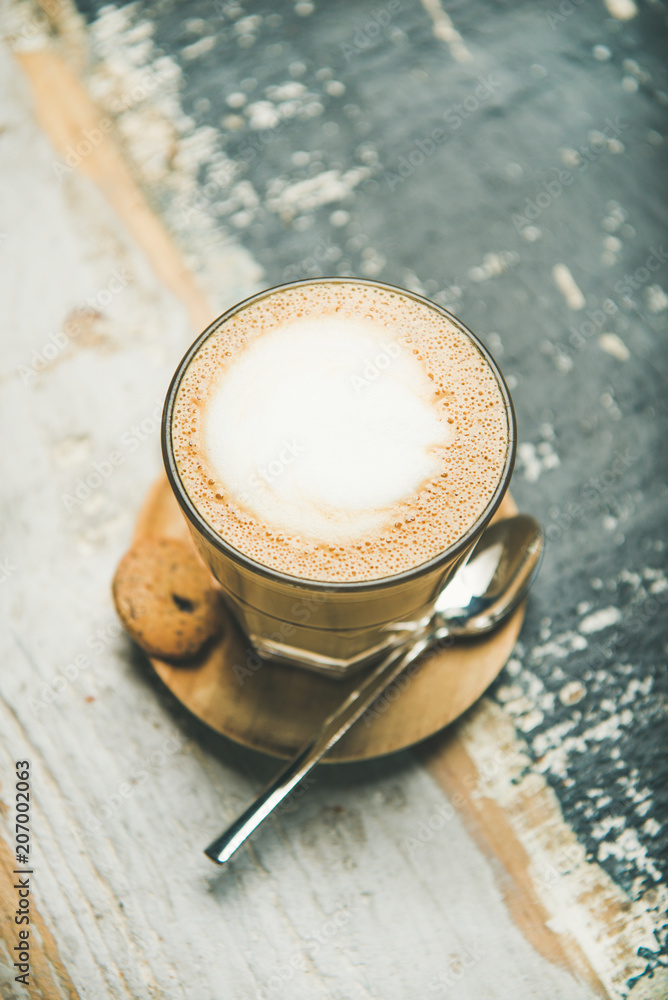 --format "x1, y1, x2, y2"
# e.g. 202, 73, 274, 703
162, 278, 516, 678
